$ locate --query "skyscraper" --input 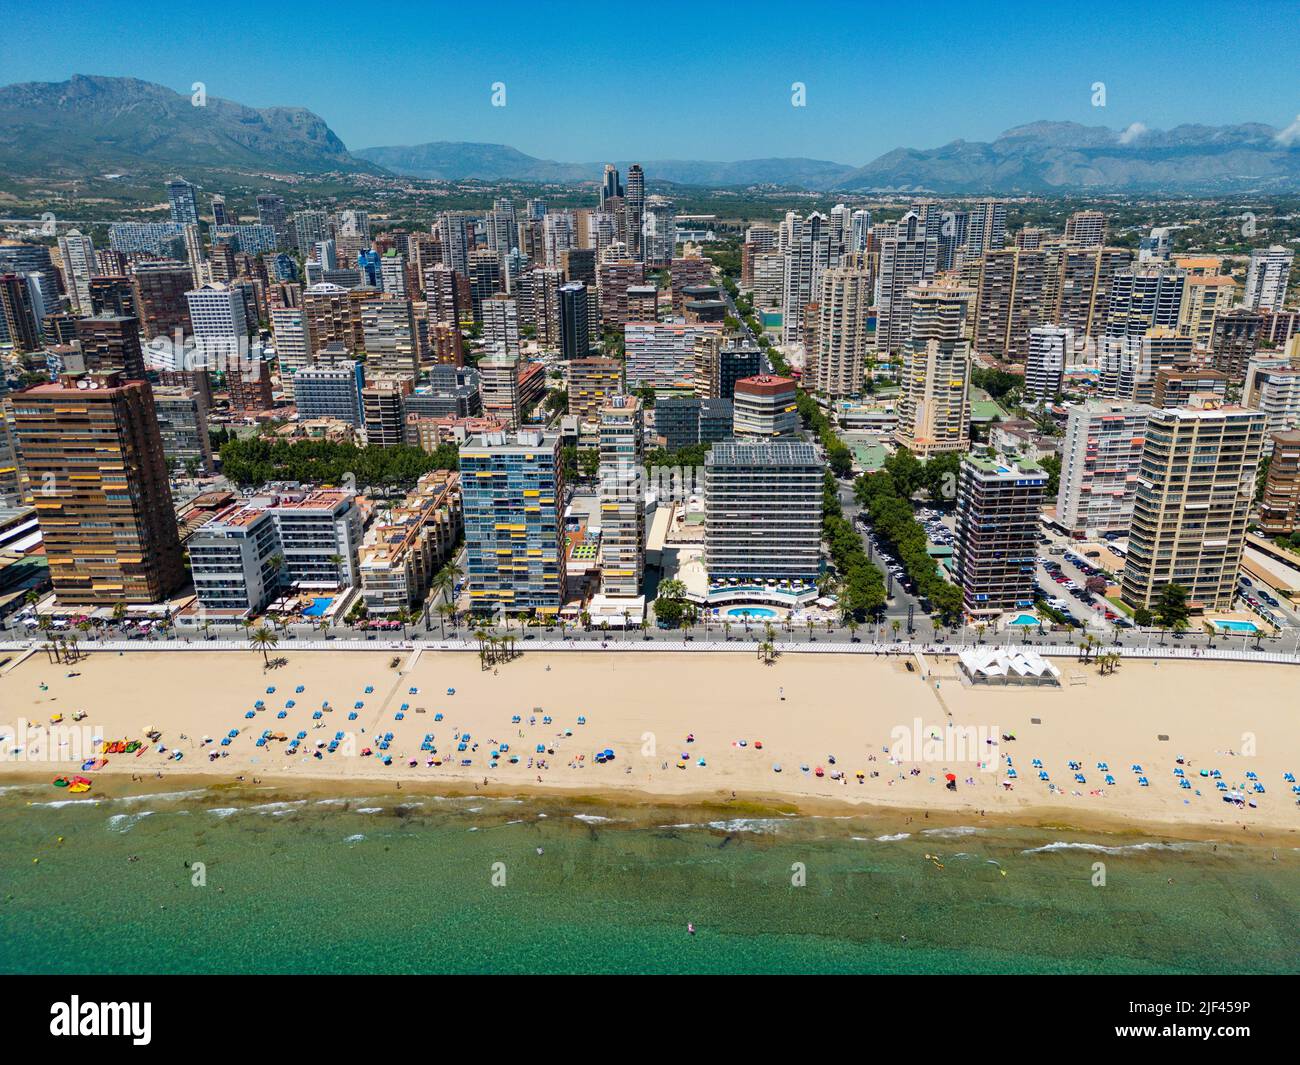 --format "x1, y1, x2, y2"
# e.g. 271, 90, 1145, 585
167, 179, 200, 227
1243, 246, 1294, 311
57, 230, 96, 315
1120, 401, 1265, 611
559, 281, 591, 360
895, 283, 973, 455
877, 213, 938, 354
13, 371, 184, 604
597, 395, 645, 602
954, 453, 1047, 617
460, 430, 565, 615
812, 259, 871, 397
